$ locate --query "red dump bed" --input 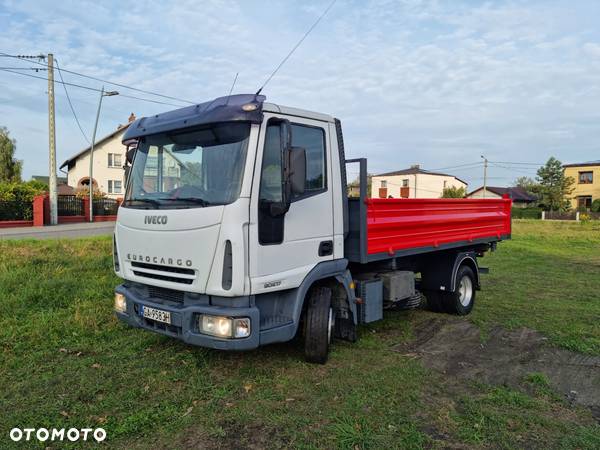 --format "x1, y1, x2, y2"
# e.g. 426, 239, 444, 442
367, 197, 512, 255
